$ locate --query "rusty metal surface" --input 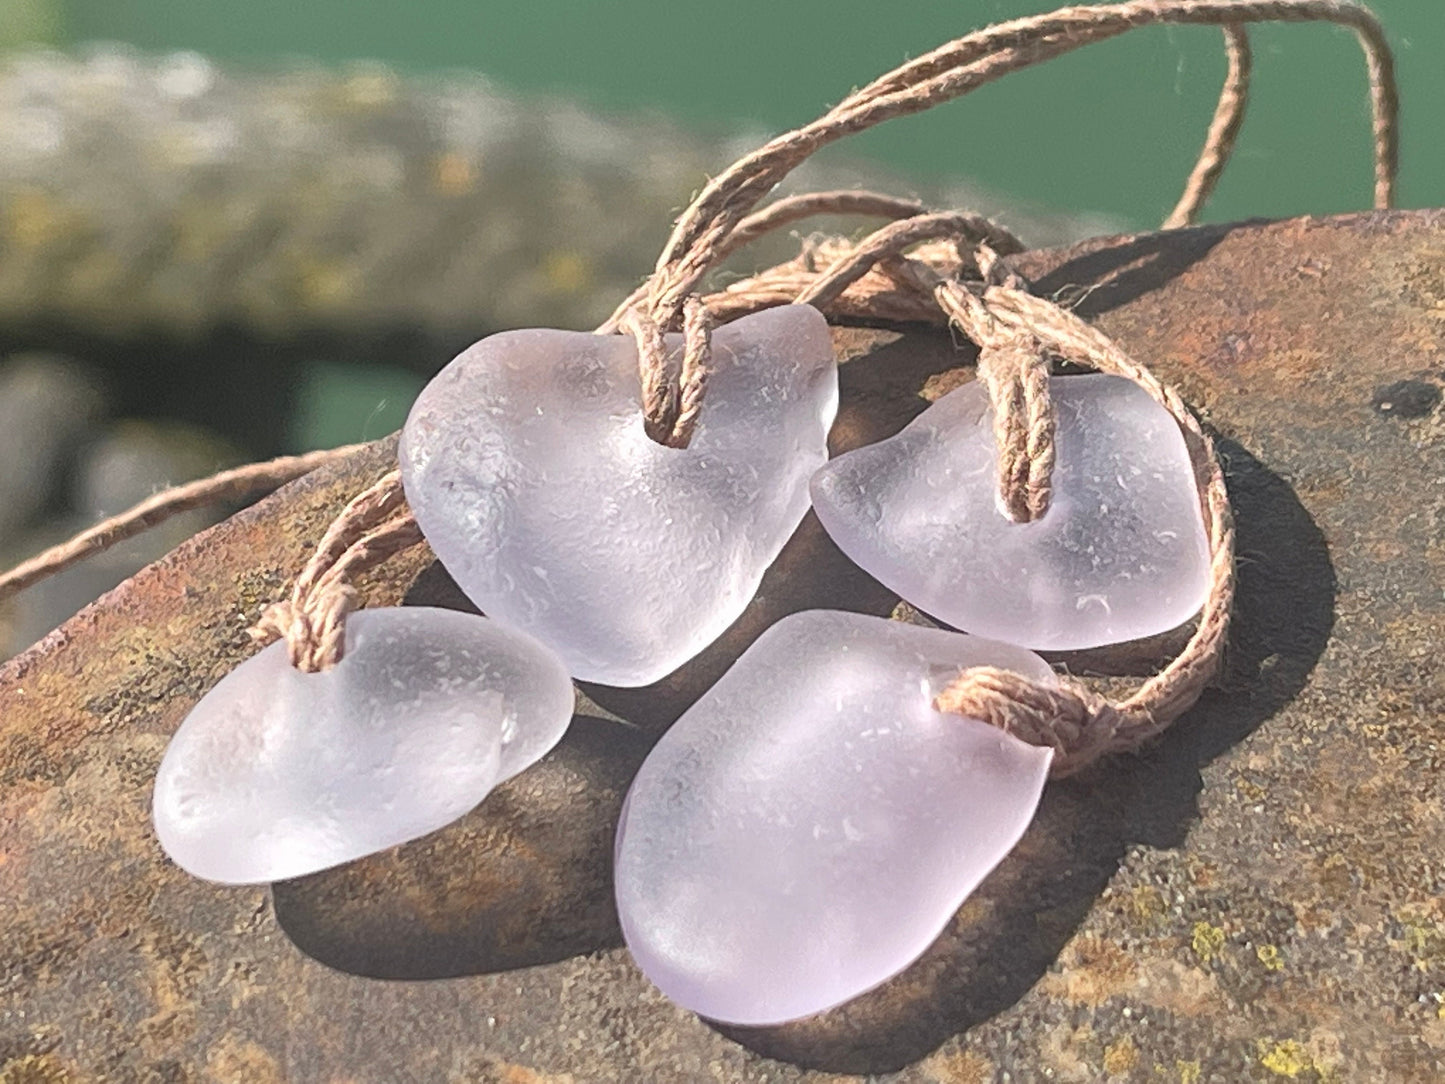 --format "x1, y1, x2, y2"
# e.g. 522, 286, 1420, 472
1, 210, 1443, 1083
